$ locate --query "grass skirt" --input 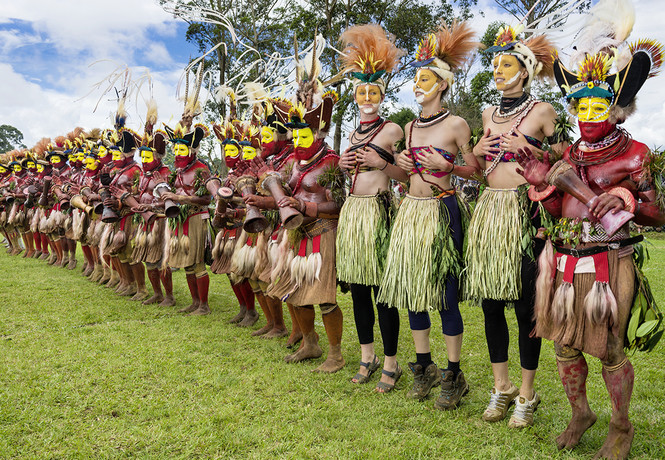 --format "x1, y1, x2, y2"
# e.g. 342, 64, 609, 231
336, 194, 388, 286
377, 194, 461, 312
167, 213, 208, 269
465, 188, 524, 301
